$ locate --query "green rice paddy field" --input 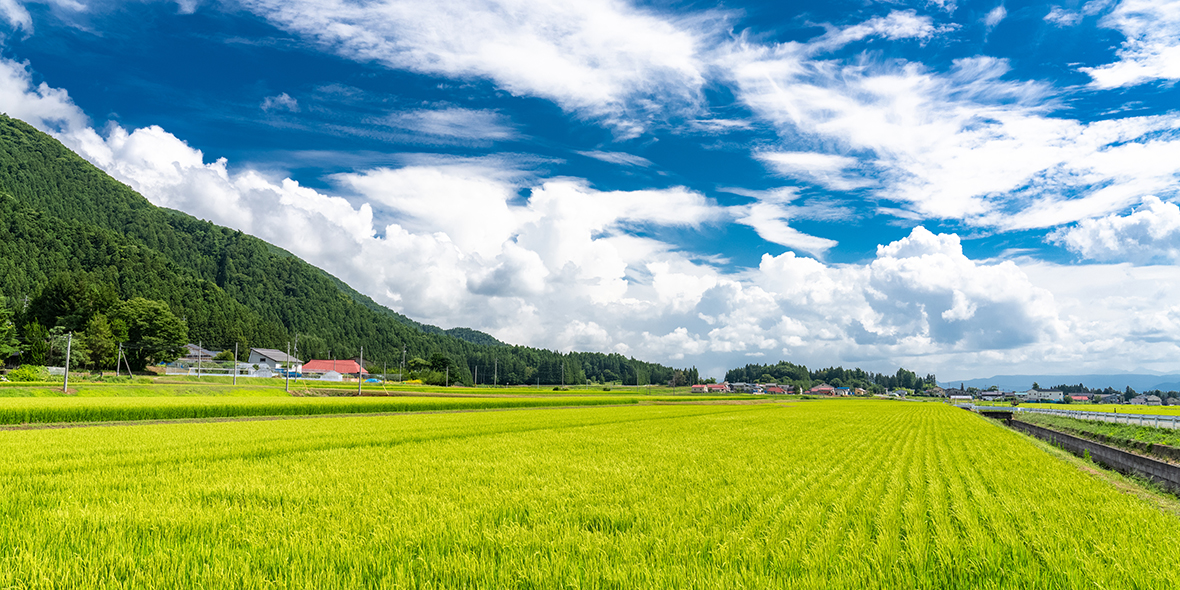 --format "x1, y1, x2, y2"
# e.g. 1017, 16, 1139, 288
3, 399, 1179, 588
